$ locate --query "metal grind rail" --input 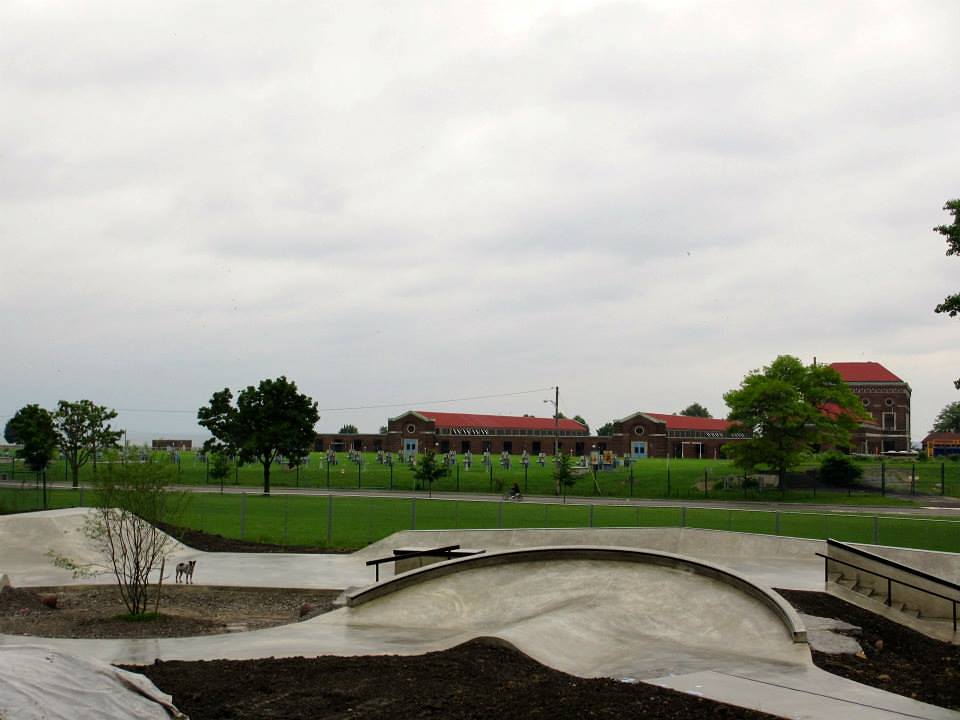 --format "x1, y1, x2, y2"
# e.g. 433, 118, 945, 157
818, 539, 960, 632
365, 544, 485, 581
